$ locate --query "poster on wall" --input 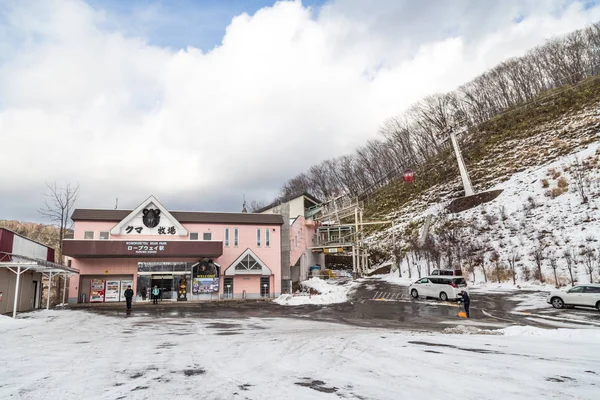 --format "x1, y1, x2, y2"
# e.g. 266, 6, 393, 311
192, 277, 219, 294
120, 280, 134, 301
90, 280, 105, 303
104, 281, 121, 302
